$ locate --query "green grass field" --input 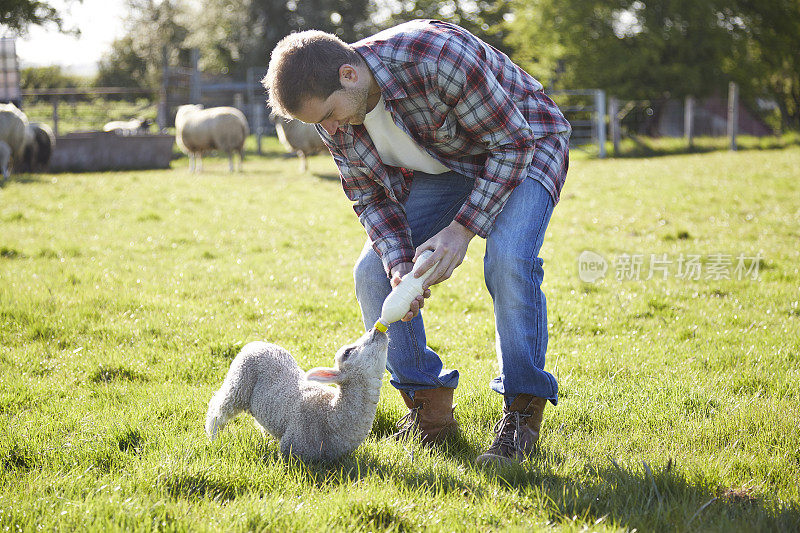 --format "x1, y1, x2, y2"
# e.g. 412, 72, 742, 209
1, 139, 799, 531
